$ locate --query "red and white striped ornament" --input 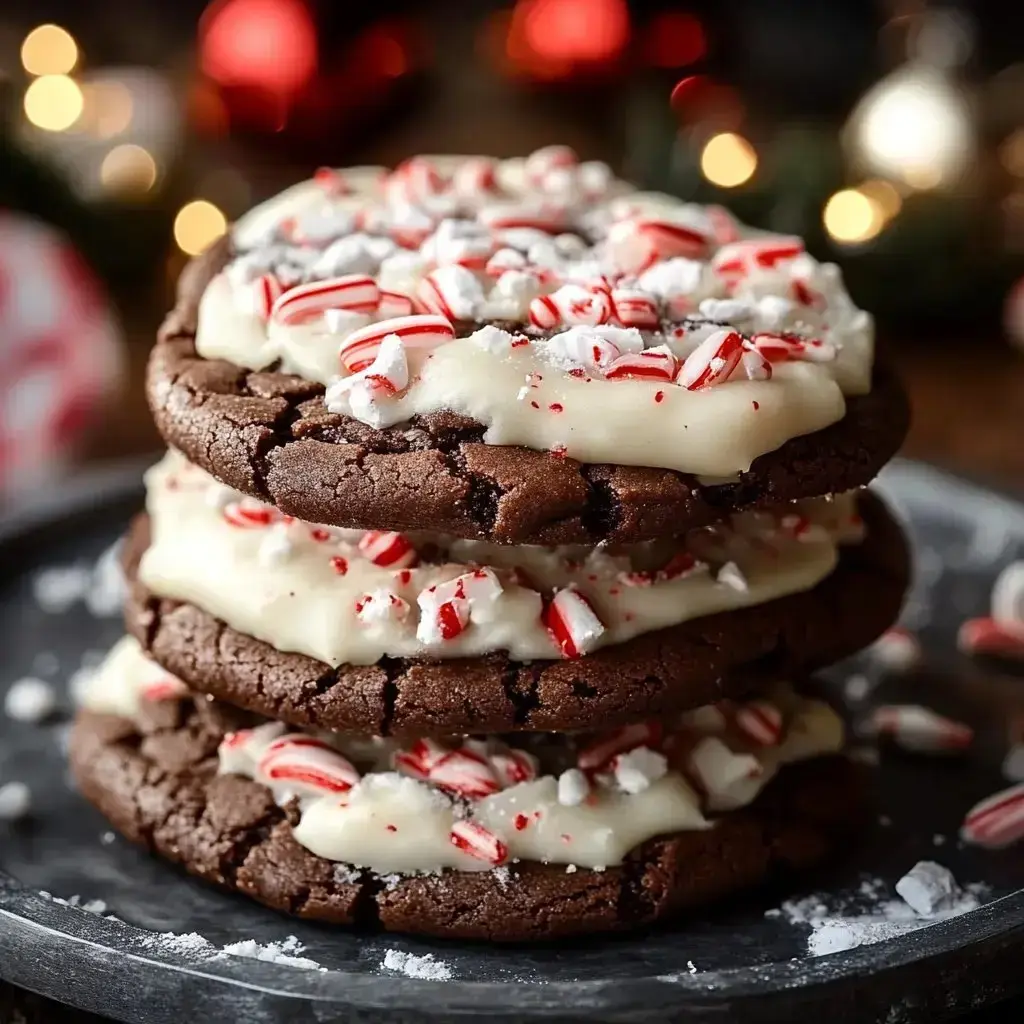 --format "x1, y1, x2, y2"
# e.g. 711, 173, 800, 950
733, 700, 783, 746
958, 618, 1024, 661
577, 721, 663, 772
339, 314, 455, 373
490, 747, 539, 787
543, 587, 605, 658
609, 288, 659, 329
960, 782, 1024, 849
429, 747, 501, 799
747, 332, 837, 363
677, 329, 745, 390
604, 348, 678, 382
222, 500, 280, 529
257, 735, 360, 796
869, 705, 974, 754
450, 820, 509, 865
357, 531, 418, 569
272, 275, 380, 326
